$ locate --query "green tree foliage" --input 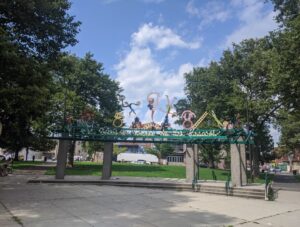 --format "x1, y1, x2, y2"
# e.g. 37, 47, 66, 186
49, 53, 122, 166
173, 98, 191, 125
155, 143, 174, 159
277, 111, 300, 150
50, 53, 122, 127
145, 144, 173, 160
0, 0, 80, 60
268, 2, 300, 153
0, 0, 80, 159
113, 144, 127, 160
185, 62, 236, 121
270, 16, 300, 109
199, 145, 226, 169
269, 0, 300, 25
82, 141, 104, 161
184, 38, 276, 175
